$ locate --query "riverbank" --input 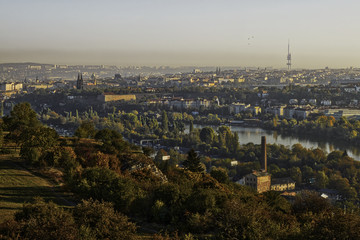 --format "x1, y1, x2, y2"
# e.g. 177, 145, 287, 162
190, 124, 360, 161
